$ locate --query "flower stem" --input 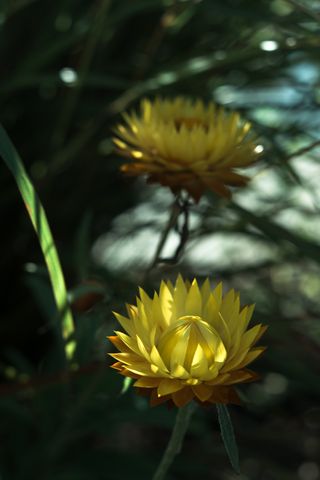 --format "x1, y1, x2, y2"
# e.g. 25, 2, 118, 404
146, 196, 181, 275
152, 402, 196, 480
145, 192, 193, 279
